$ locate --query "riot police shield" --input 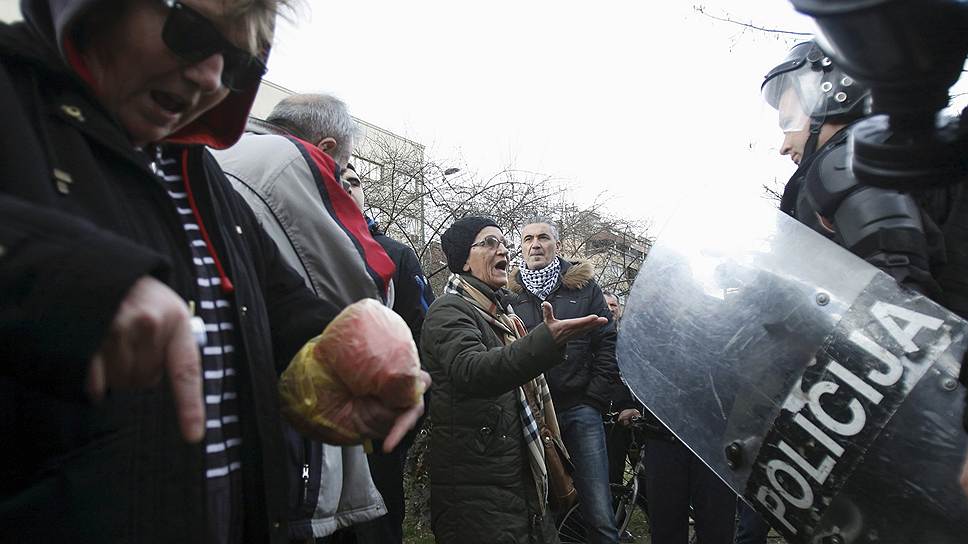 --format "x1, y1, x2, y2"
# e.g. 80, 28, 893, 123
618, 193, 968, 543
